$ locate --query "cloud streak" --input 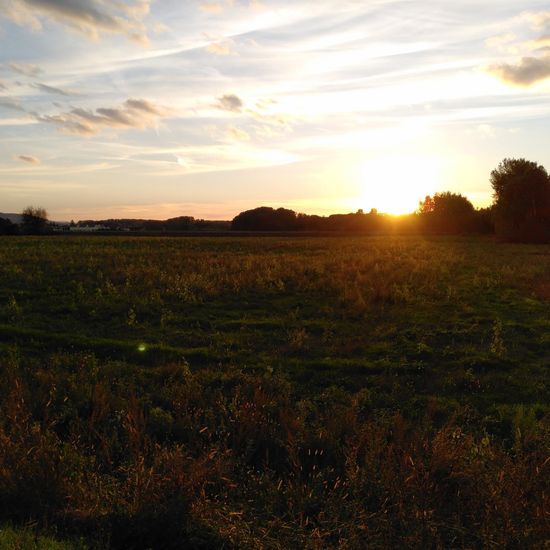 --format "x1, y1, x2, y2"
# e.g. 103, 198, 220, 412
0, 0, 151, 43
8, 62, 41, 76
16, 154, 40, 164
206, 41, 234, 56
200, 2, 224, 14
36, 98, 171, 135
33, 82, 74, 96
0, 97, 26, 112
225, 125, 250, 141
